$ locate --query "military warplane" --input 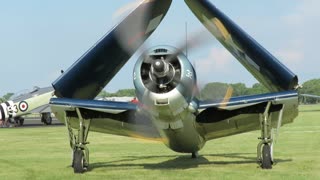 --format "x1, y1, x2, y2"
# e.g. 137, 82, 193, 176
0, 86, 54, 126
49, 0, 299, 173
299, 94, 320, 104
